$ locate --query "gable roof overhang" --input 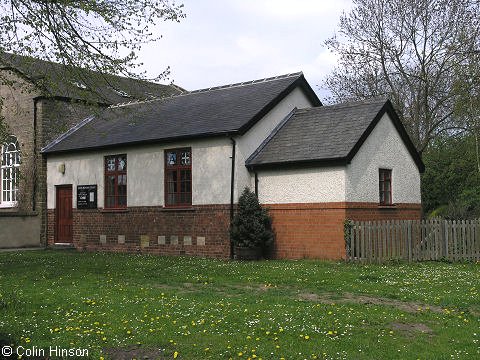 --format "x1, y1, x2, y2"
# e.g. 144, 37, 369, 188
345, 100, 425, 173
238, 73, 321, 135
246, 99, 425, 173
